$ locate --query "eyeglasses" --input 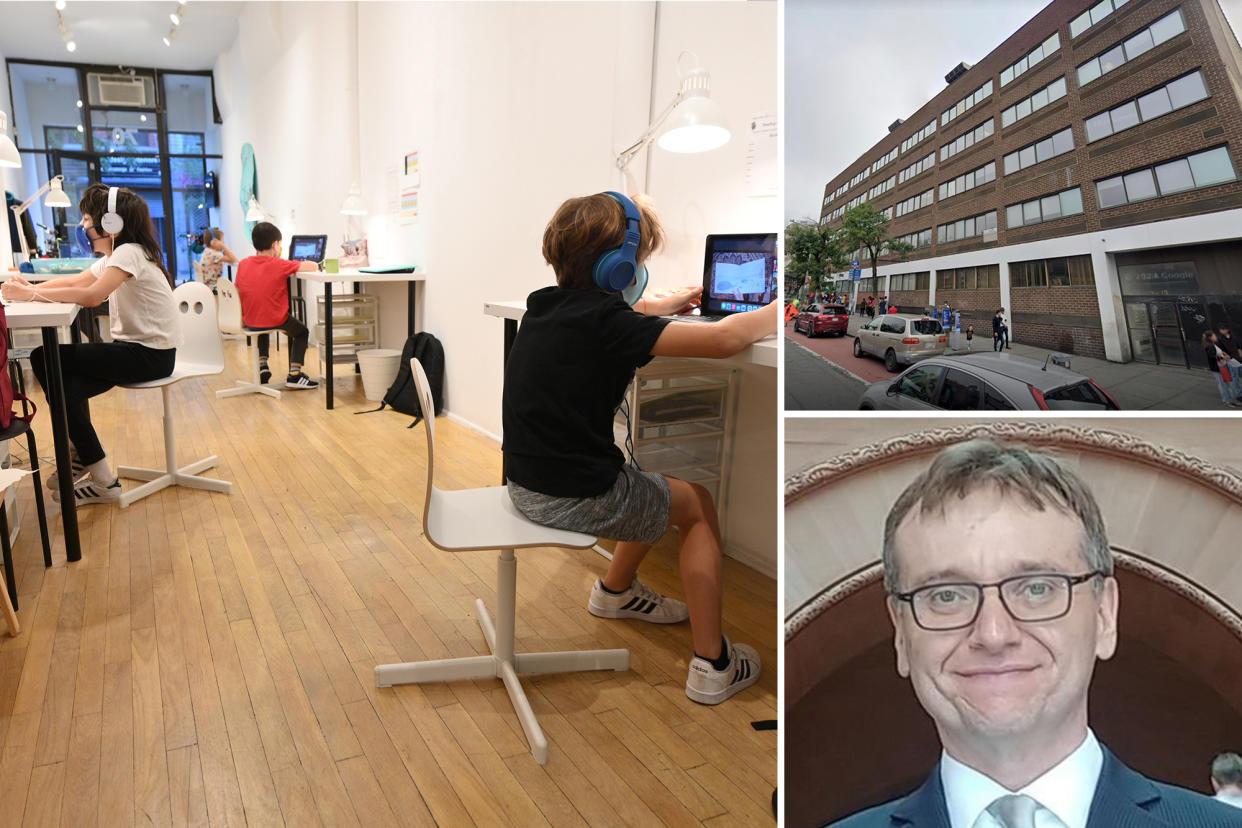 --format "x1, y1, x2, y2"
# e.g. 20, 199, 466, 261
892, 572, 1105, 631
